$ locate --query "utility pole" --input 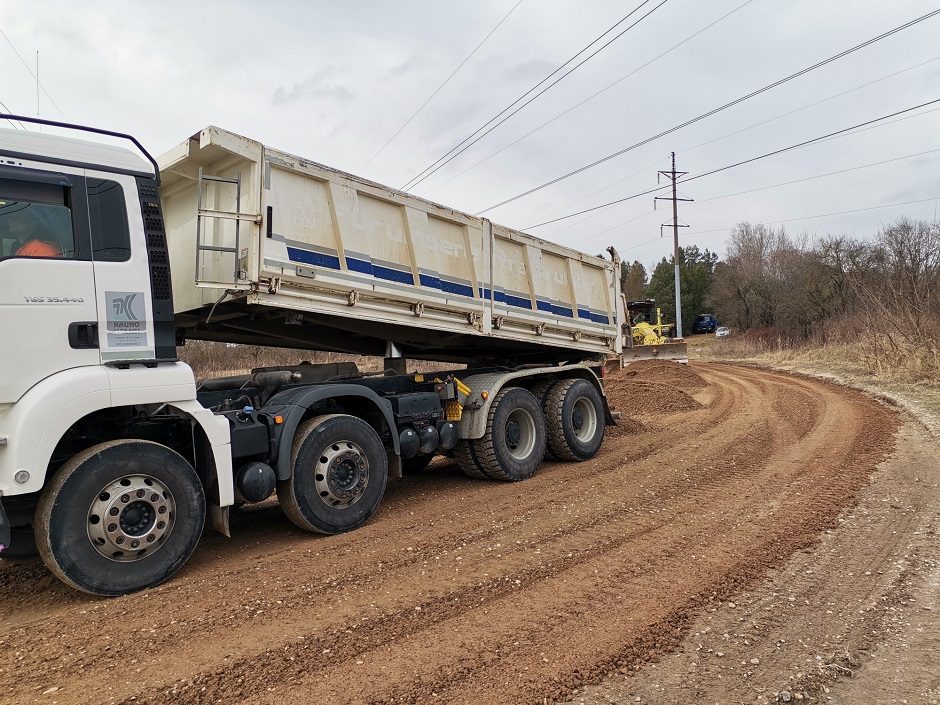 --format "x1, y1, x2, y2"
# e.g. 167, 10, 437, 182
654, 152, 692, 339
